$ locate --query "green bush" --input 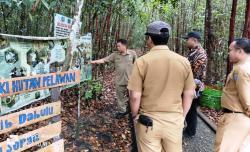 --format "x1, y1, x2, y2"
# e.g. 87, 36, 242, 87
200, 88, 222, 110
83, 80, 102, 100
